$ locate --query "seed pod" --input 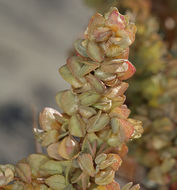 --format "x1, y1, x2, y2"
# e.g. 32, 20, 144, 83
95, 153, 107, 165
94, 69, 116, 82
45, 174, 66, 190
86, 74, 106, 94
47, 142, 63, 160
101, 59, 128, 74
86, 13, 105, 39
79, 60, 100, 77
117, 119, 135, 140
104, 78, 119, 87
87, 40, 104, 62
105, 7, 126, 31
58, 136, 80, 160
27, 154, 49, 178
74, 39, 88, 58
118, 61, 136, 80
39, 107, 61, 131
69, 114, 86, 137
67, 56, 86, 84
94, 27, 112, 42
15, 163, 31, 183
128, 119, 143, 139
56, 90, 78, 116
78, 105, 97, 119
95, 168, 115, 186
87, 112, 110, 133
93, 97, 112, 112
109, 105, 131, 119
97, 181, 120, 190
59, 65, 83, 88
78, 154, 95, 177
111, 95, 126, 109
39, 160, 63, 176
105, 82, 129, 98
0, 165, 15, 186
41, 129, 59, 147
79, 91, 101, 106
82, 133, 103, 153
